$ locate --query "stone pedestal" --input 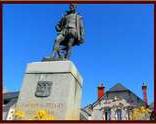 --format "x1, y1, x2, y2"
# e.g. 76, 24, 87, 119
15, 61, 83, 120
